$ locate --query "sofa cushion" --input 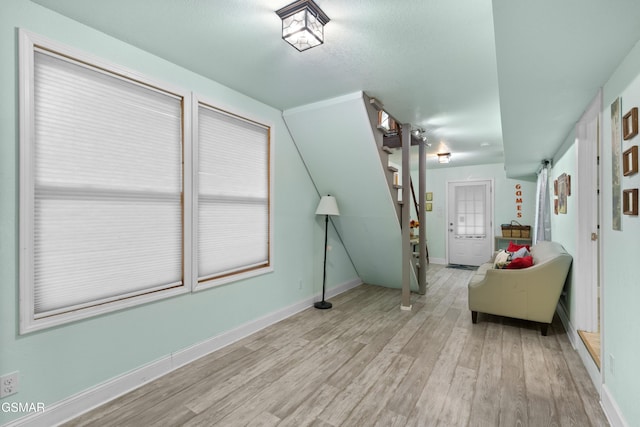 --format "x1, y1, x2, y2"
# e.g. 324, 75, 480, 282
512, 247, 530, 259
505, 255, 534, 269
508, 241, 531, 252
530, 240, 567, 265
493, 250, 511, 269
